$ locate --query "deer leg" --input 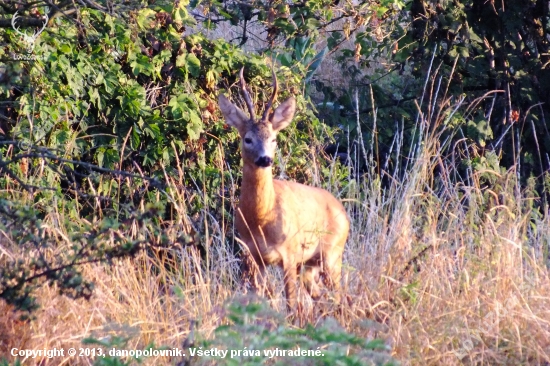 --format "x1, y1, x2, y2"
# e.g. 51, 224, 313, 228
282, 259, 298, 311
302, 265, 322, 300
256, 265, 275, 298
323, 254, 343, 304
